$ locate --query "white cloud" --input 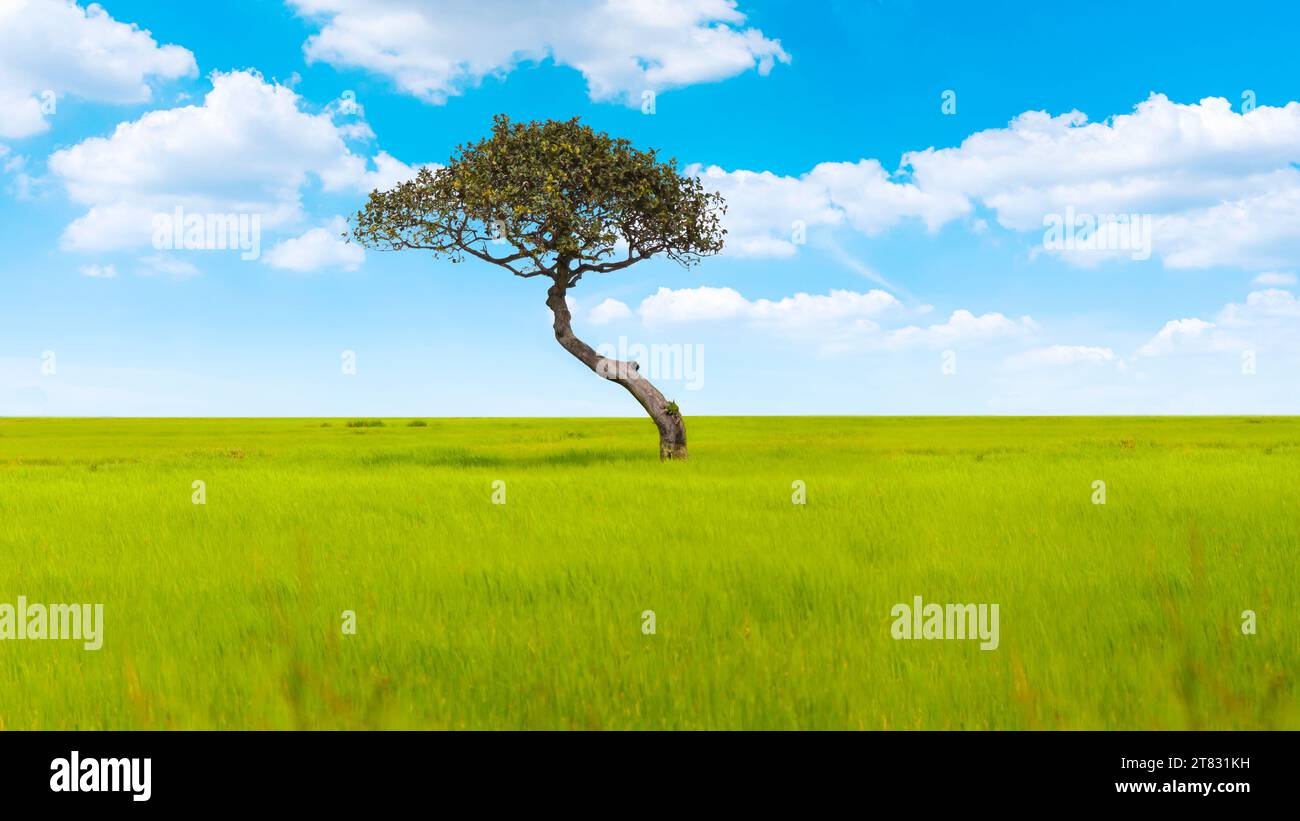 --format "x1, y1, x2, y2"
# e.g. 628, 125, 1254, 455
289, 0, 788, 106
48, 70, 414, 252
1252, 271, 1297, 286
1139, 288, 1300, 357
638, 285, 903, 328
636, 285, 905, 353
907, 94, 1300, 269
630, 285, 1028, 353
587, 298, 633, 325
1217, 287, 1300, 326
139, 253, 199, 278
2, 149, 38, 198
78, 263, 116, 278
812, 160, 971, 235
701, 94, 1300, 269
0, 0, 196, 139
638, 285, 753, 324
882, 310, 1037, 350
327, 149, 436, 194
908, 96, 1300, 222
264, 216, 364, 272
746, 288, 905, 330
1138, 318, 1231, 356
685, 166, 838, 258
688, 160, 968, 257
1006, 345, 1115, 369
1150, 186, 1300, 270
